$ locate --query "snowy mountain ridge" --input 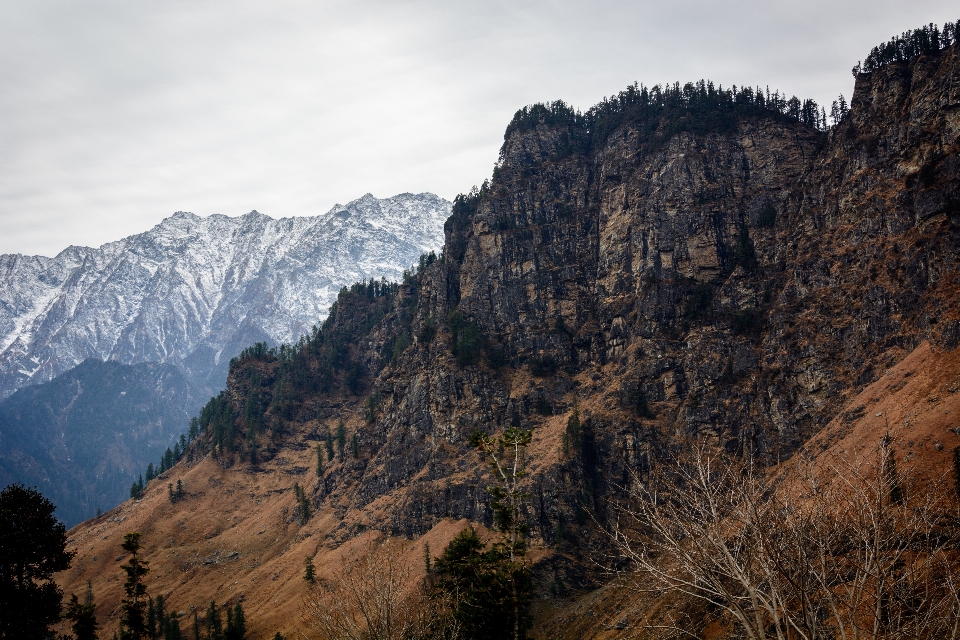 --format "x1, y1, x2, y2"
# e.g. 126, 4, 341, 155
0, 192, 450, 399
